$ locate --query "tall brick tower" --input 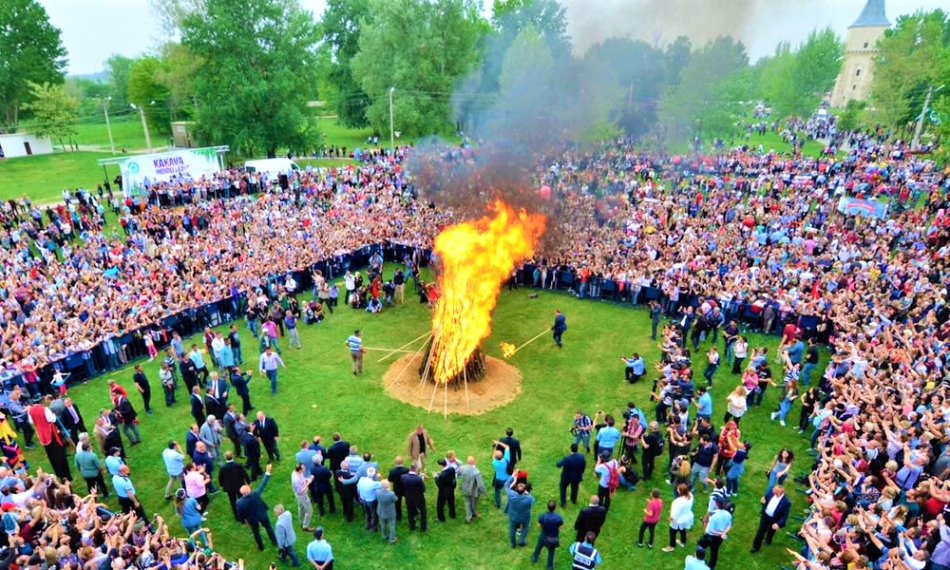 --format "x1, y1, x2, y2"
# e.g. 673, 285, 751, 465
830, 0, 889, 109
